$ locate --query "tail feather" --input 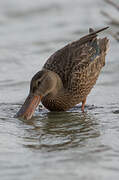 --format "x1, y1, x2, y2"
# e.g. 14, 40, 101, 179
89, 26, 109, 36
87, 27, 109, 54
89, 28, 94, 33
99, 37, 109, 54
80, 26, 109, 44
88, 28, 109, 63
